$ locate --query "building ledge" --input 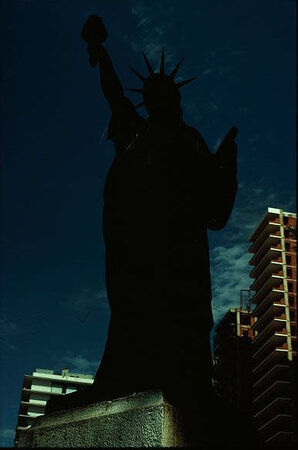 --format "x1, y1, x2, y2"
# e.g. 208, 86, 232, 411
254, 397, 292, 421
265, 430, 295, 445
257, 413, 292, 433
252, 290, 284, 317
252, 333, 287, 361
253, 381, 291, 405
253, 348, 288, 374
250, 277, 284, 305
252, 303, 286, 331
252, 364, 290, 391
252, 319, 286, 346
248, 222, 280, 254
